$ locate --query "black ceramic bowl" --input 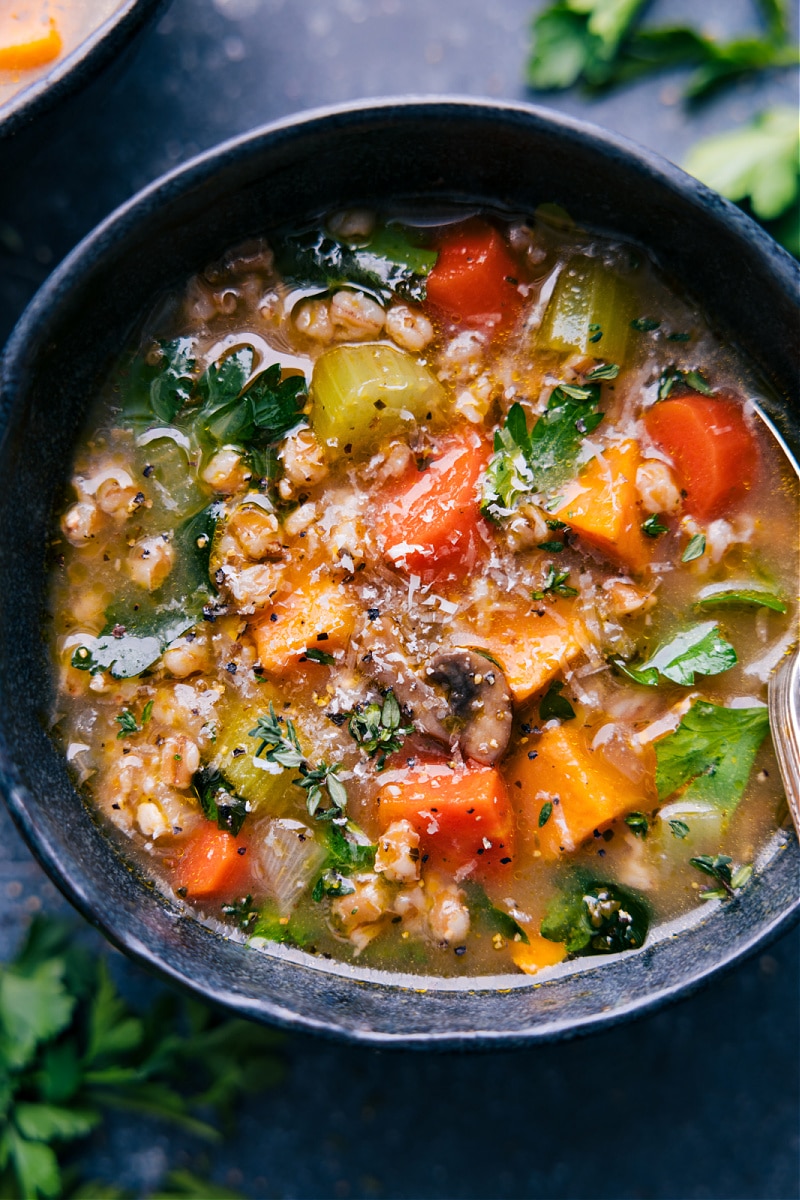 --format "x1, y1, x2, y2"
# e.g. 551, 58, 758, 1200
1, 99, 797, 1047
0, 0, 163, 142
